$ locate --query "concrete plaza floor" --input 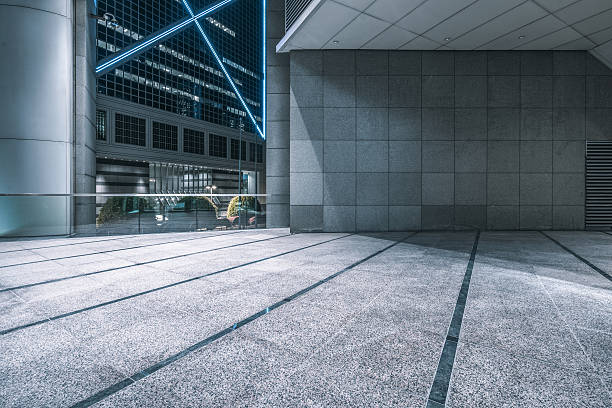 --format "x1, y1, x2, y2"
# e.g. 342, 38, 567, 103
0, 229, 611, 407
